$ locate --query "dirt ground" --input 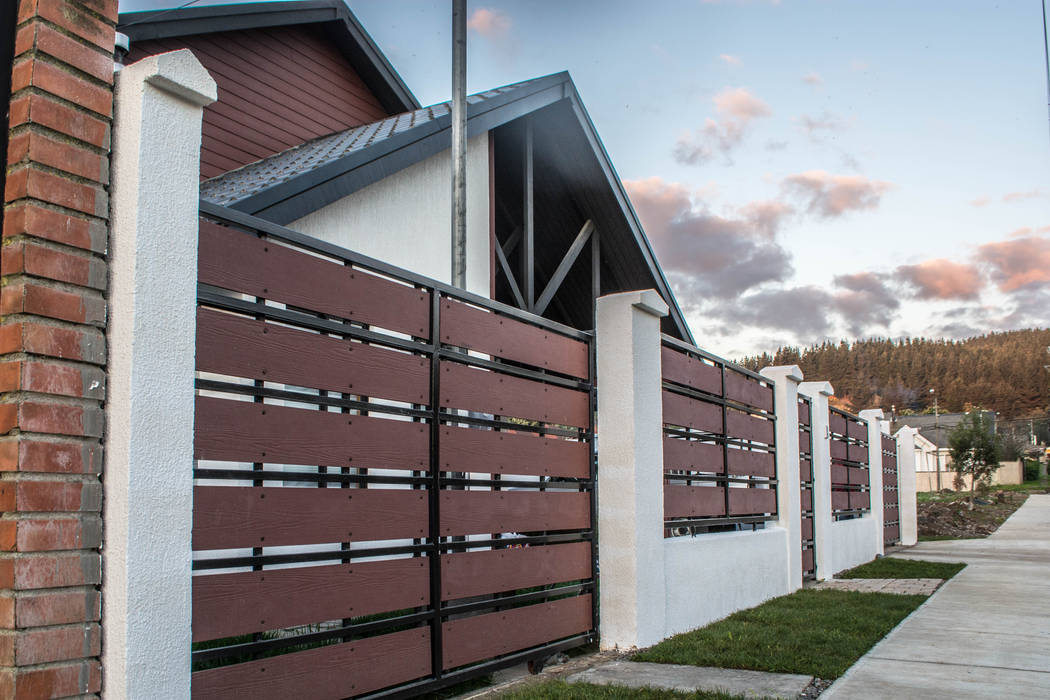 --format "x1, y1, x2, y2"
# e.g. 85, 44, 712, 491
918, 489, 1042, 538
